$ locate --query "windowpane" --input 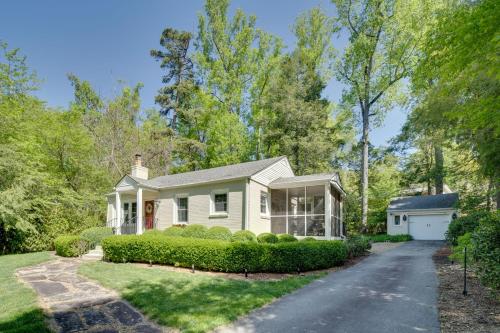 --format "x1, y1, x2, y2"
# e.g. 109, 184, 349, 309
306, 186, 325, 215
288, 187, 305, 215
178, 197, 188, 210
178, 210, 188, 222
306, 215, 325, 236
271, 189, 286, 215
214, 193, 227, 212
394, 215, 400, 225
271, 216, 286, 234
260, 192, 268, 214
123, 203, 130, 222
177, 197, 188, 222
288, 216, 305, 236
